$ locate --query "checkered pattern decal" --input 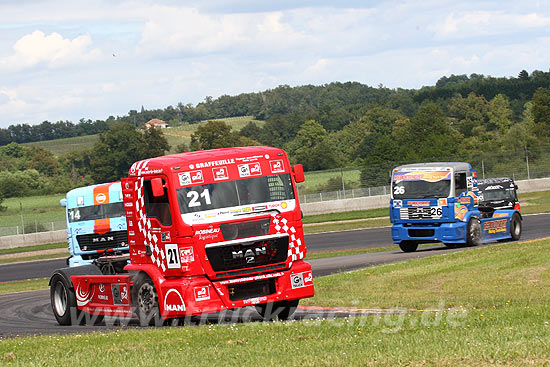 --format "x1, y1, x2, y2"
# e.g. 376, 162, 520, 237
134, 176, 166, 272
272, 214, 305, 267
